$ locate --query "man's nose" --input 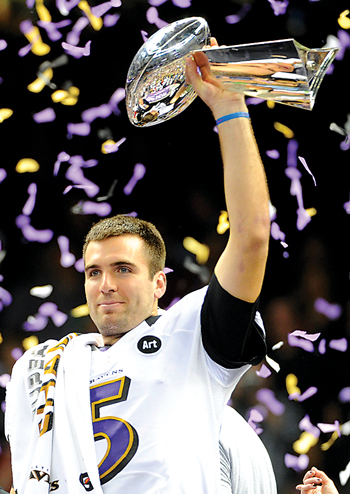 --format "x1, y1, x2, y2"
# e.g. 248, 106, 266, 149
100, 272, 117, 292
